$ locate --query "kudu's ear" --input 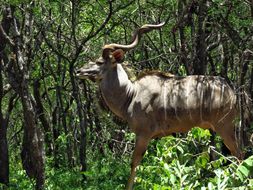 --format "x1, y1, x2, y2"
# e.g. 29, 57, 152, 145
112, 49, 125, 63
